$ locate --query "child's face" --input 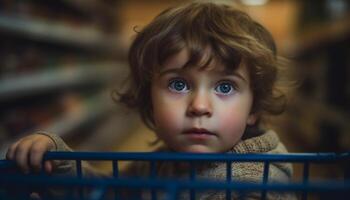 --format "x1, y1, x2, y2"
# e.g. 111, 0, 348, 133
151, 49, 256, 153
